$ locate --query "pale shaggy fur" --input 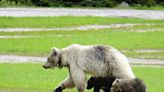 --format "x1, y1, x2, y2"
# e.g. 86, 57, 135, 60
43, 44, 135, 92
